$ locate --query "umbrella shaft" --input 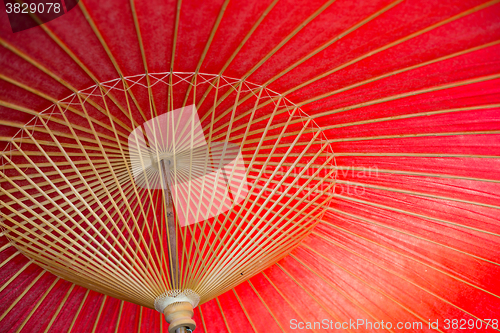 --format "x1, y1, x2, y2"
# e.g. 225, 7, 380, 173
161, 160, 178, 287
